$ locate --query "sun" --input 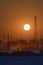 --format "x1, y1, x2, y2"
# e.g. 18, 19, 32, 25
24, 24, 30, 31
